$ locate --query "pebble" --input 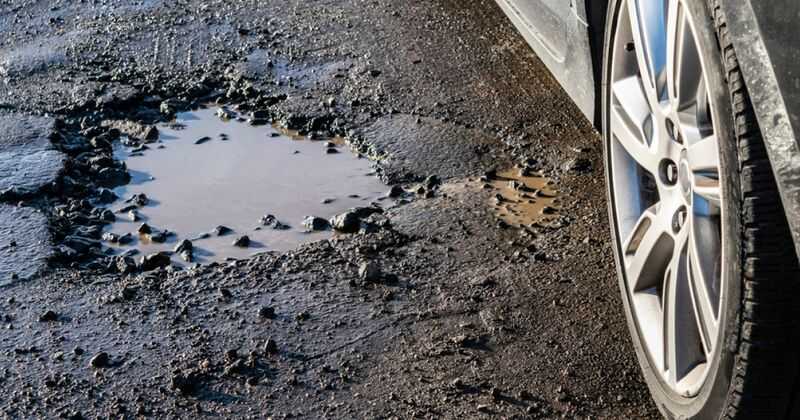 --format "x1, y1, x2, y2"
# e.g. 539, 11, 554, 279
38, 310, 58, 322
302, 216, 330, 231
258, 306, 276, 319
232, 235, 250, 247
214, 225, 232, 236
358, 261, 381, 283
89, 352, 110, 368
